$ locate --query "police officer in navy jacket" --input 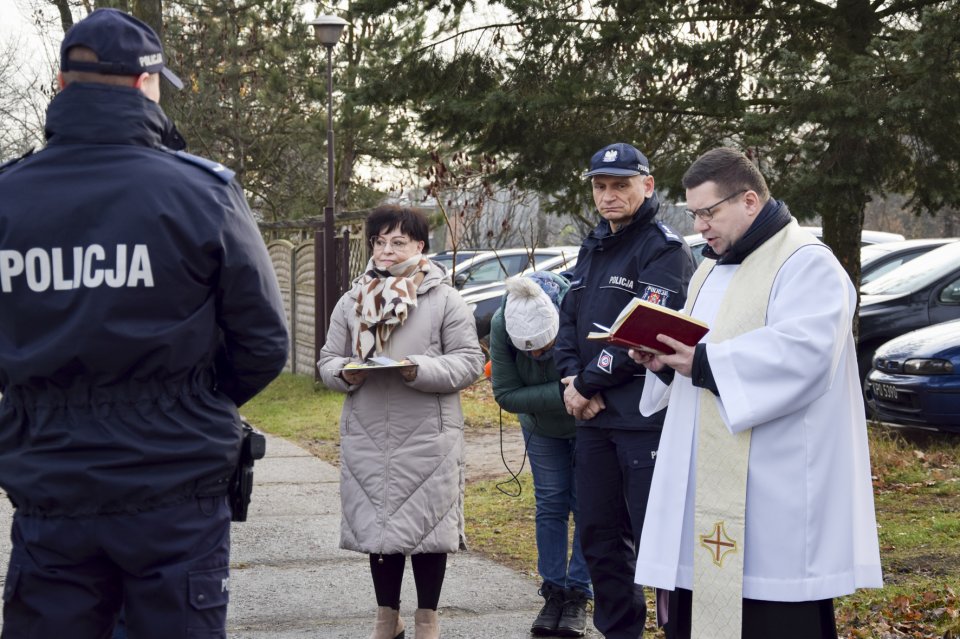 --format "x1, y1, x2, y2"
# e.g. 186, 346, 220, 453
0, 9, 289, 638
554, 143, 694, 638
